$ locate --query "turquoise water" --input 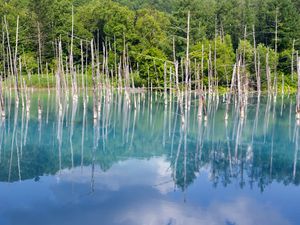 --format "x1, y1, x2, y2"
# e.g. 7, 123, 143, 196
0, 92, 299, 225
